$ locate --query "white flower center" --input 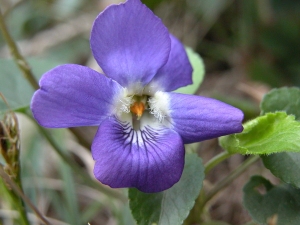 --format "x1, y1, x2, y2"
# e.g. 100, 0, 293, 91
148, 91, 169, 123
114, 88, 171, 129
